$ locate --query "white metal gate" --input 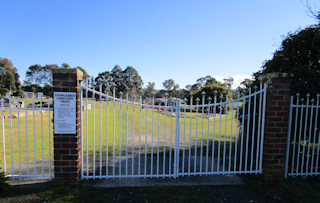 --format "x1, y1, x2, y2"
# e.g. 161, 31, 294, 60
80, 82, 267, 179
0, 92, 54, 181
285, 93, 320, 177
